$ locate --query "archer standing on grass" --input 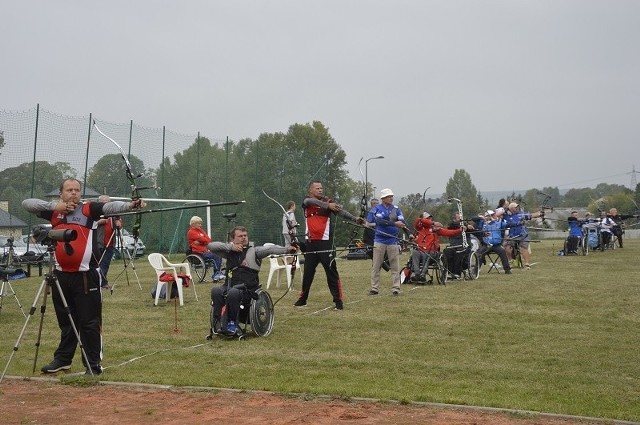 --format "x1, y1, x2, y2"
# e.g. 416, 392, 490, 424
22, 178, 145, 375
294, 180, 364, 310
367, 188, 412, 296
503, 202, 544, 269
